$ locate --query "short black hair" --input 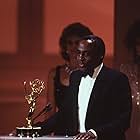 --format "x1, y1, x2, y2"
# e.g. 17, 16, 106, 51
95, 36, 106, 60
59, 22, 93, 60
80, 35, 105, 60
